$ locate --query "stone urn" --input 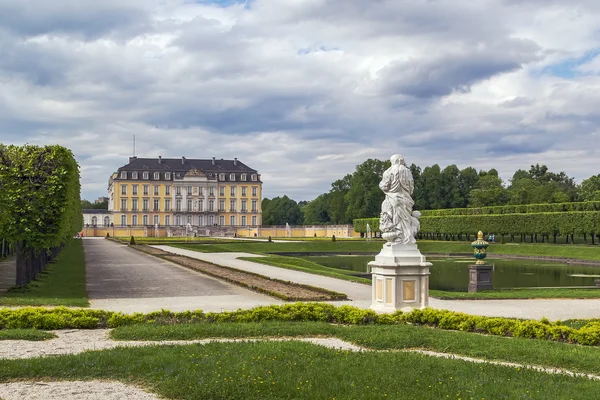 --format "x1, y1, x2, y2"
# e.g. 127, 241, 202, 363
471, 231, 489, 265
